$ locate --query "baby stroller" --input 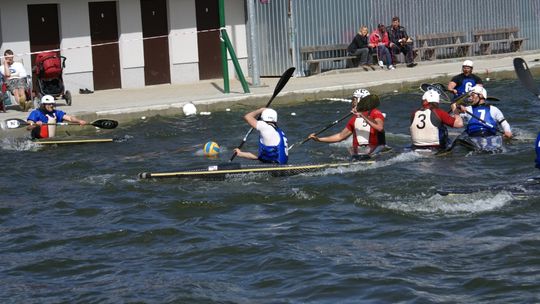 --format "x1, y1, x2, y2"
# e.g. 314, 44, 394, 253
33, 51, 72, 106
